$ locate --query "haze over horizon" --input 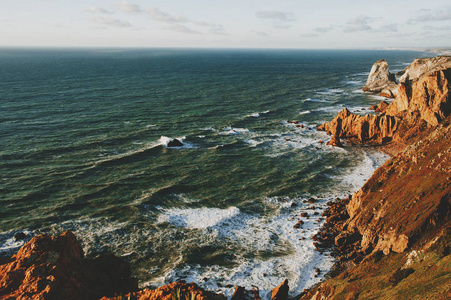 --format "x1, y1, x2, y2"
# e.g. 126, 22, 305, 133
1, 0, 451, 49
